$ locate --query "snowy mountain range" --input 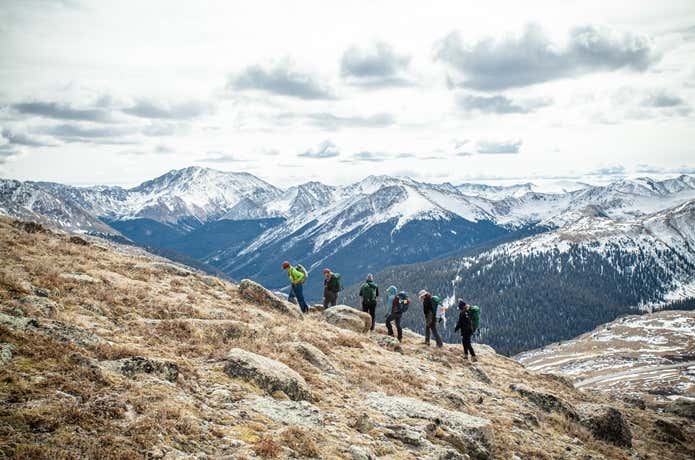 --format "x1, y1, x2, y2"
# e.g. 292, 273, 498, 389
1, 168, 695, 301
